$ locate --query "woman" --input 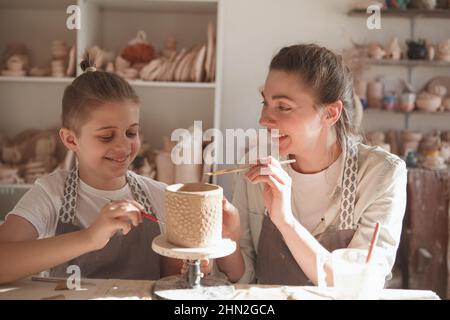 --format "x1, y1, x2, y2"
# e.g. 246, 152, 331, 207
215, 44, 407, 286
